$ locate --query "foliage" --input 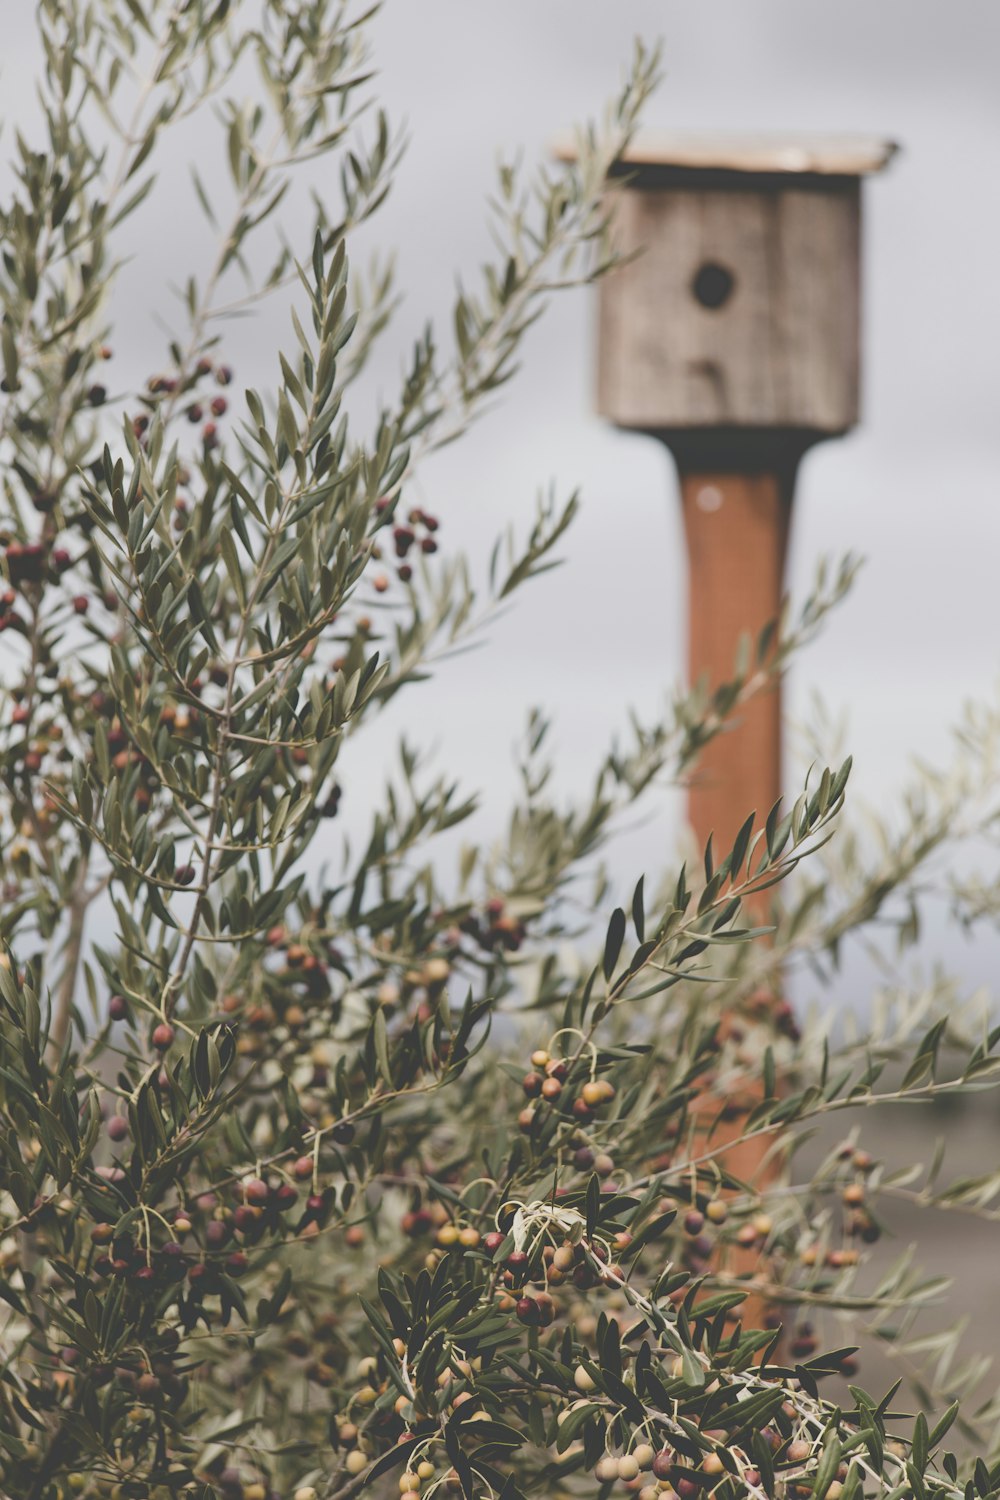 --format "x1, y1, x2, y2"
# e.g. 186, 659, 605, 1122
3, 6, 1000, 1500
